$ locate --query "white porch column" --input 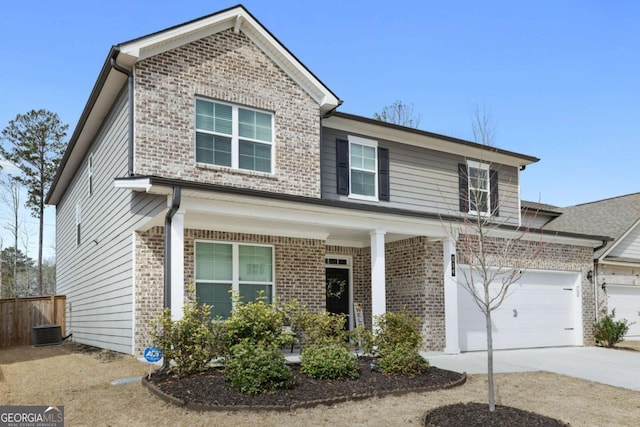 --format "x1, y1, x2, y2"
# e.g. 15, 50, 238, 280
370, 229, 387, 326
443, 236, 460, 354
170, 209, 185, 321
